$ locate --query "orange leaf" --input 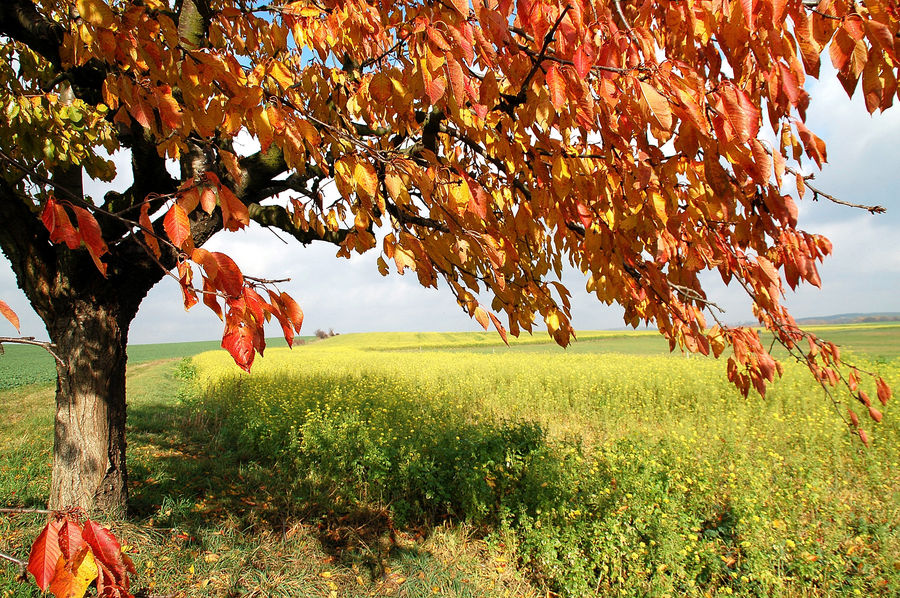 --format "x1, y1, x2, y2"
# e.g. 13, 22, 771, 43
222, 318, 255, 372
640, 80, 672, 131
218, 183, 249, 231
876, 378, 892, 406
473, 306, 490, 330
279, 292, 304, 333
546, 64, 566, 111
139, 202, 161, 257
73, 207, 109, 276
164, 204, 193, 250
353, 160, 378, 199
75, 0, 116, 29
48, 546, 97, 598
0, 299, 20, 332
